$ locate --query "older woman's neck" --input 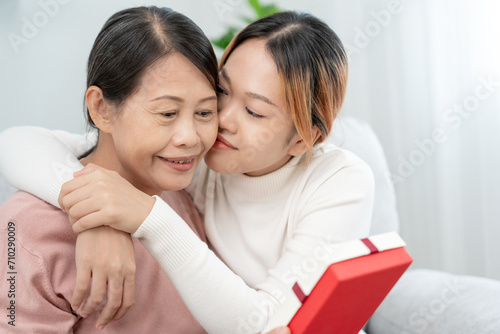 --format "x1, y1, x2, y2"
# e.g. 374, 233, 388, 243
80, 135, 162, 197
